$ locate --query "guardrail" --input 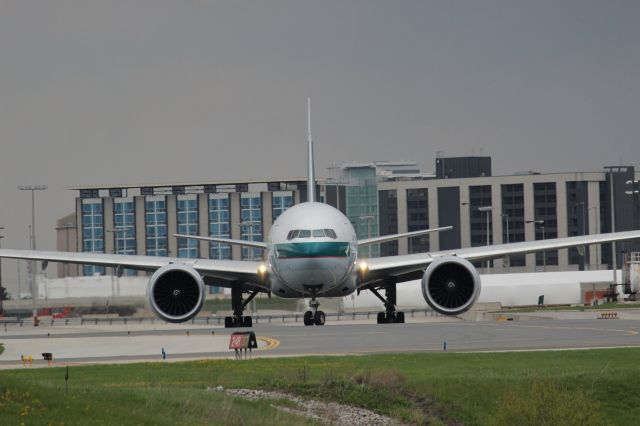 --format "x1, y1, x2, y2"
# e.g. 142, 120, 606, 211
0, 309, 441, 327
